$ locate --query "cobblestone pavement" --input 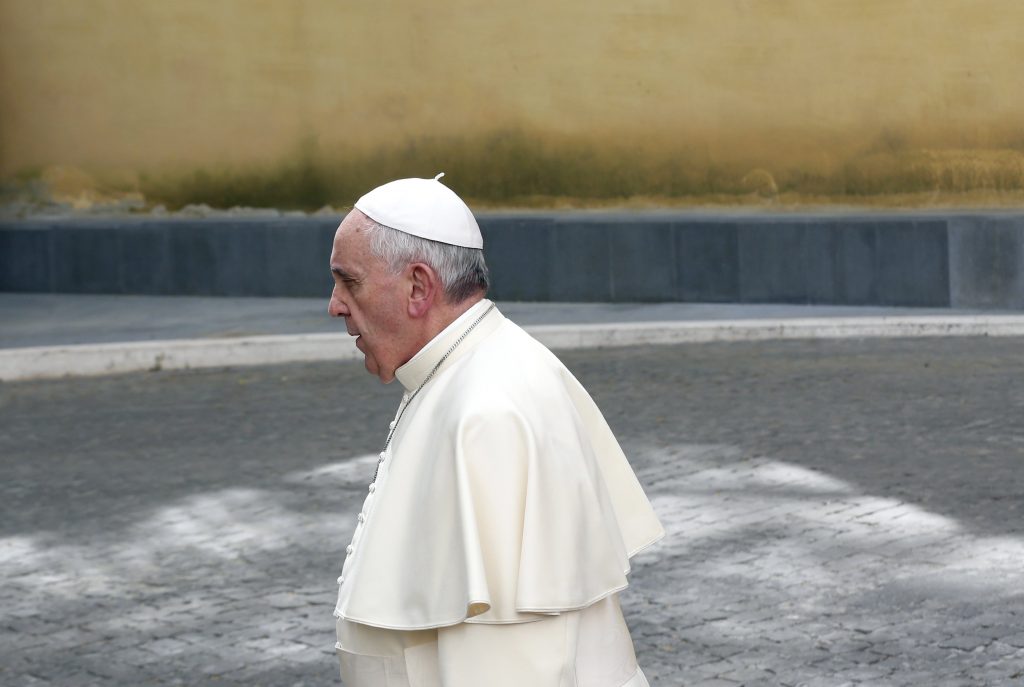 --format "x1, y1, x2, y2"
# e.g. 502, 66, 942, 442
2, 337, 1023, 686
